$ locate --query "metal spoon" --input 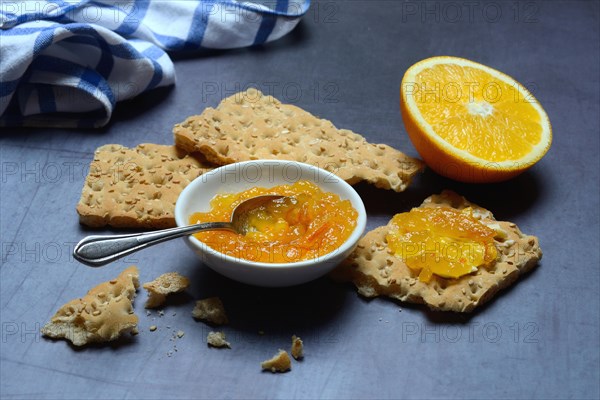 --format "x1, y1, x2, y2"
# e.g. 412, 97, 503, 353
73, 195, 285, 267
